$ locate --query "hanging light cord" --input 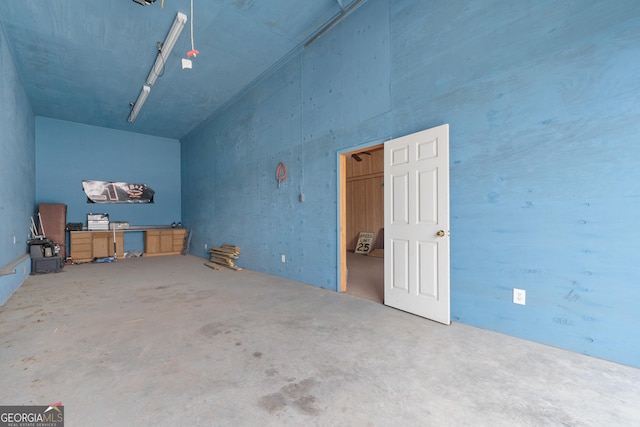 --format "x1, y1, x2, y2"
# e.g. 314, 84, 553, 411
186, 0, 199, 57
276, 162, 287, 188
190, 0, 195, 52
